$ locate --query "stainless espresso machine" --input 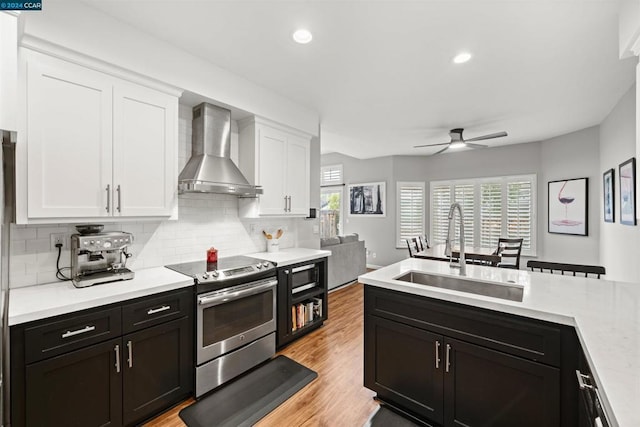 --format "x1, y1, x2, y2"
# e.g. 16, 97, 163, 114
71, 231, 135, 288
